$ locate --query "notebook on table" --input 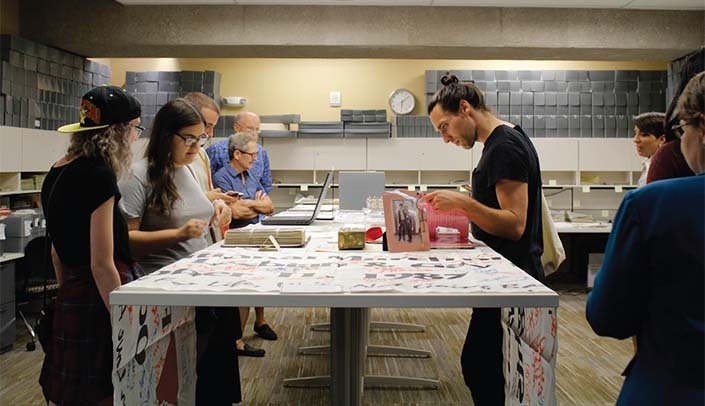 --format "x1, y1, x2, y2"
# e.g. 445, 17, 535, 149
261, 172, 334, 226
